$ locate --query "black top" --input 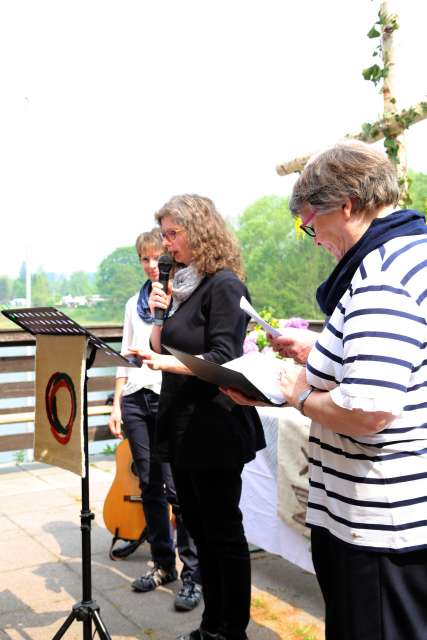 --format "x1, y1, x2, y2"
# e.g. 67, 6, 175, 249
155, 269, 266, 469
